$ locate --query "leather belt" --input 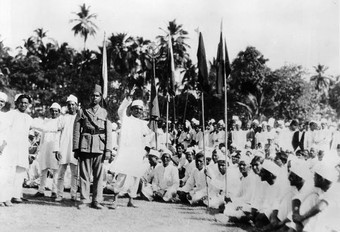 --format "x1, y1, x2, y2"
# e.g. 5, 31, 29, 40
83, 128, 105, 135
